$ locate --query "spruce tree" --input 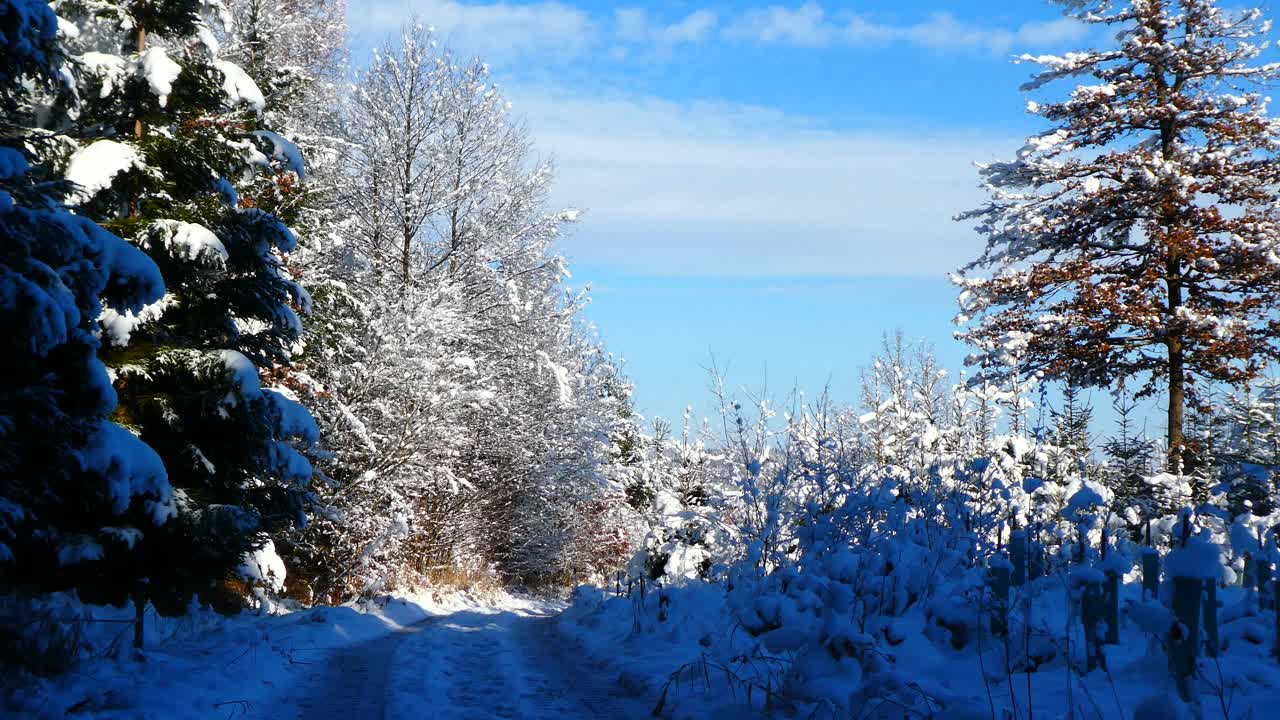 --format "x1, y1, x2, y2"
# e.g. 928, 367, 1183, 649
1, 0, 175, 592
1050, 382, 1092, 481
50, 0, 317, 611
1103, 386, 1155, 531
